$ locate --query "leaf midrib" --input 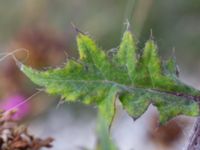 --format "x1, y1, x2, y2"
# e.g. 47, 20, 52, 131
32, 75, 199, 102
